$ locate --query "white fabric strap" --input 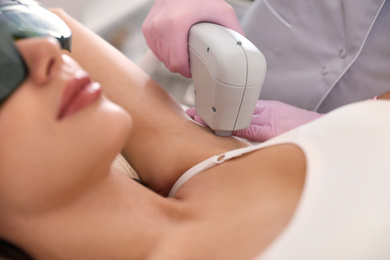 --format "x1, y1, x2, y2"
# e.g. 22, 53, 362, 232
168, 144, 262, 197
